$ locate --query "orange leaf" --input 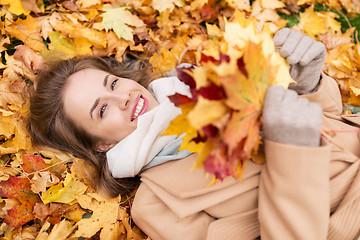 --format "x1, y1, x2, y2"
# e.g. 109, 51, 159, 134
0, 176, 40, 227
